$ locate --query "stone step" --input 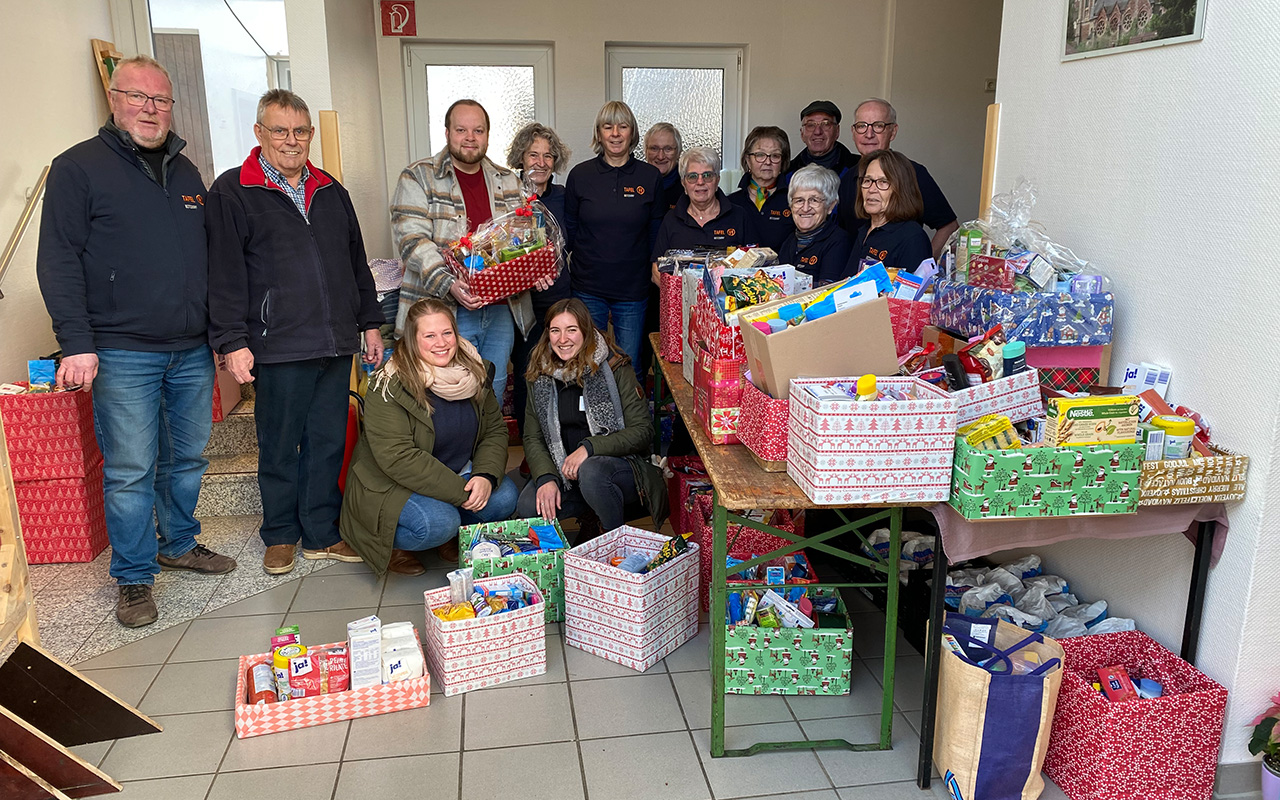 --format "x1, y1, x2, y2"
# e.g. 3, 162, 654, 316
196, 451, 261, 517
205, 397, 257, 456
